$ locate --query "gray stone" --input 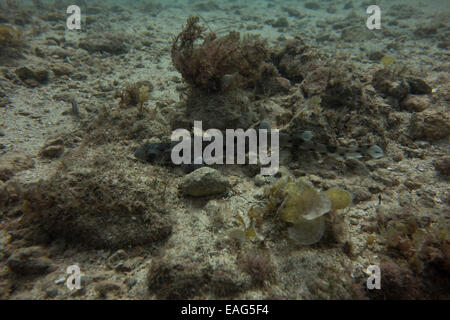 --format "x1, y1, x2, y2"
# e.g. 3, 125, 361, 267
181, 167, 230, 197
95, 281, 124, 298
6, 246, 56, 276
